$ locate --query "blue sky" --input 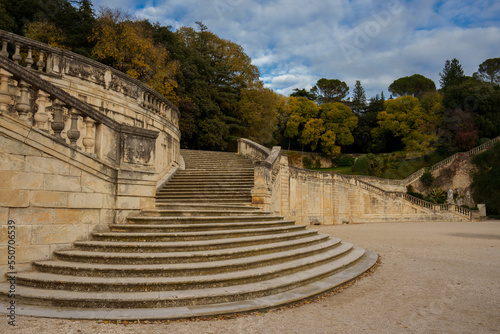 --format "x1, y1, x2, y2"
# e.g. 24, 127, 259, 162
91, 0, 500, 99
